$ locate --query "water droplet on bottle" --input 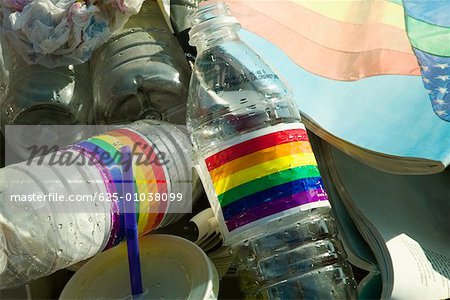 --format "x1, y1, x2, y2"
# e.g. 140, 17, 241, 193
47, 216, 52, 221
57, 224, 63, 229
5, 105, 13, 116
243, 240, 250, 247
88, 217, 93, 222
69, 222, 73, 227
57, 249, 63, 255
